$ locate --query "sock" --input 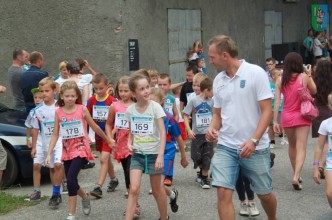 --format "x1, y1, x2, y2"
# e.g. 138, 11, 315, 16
169, 190, 176, 200
270, 140, 275, 144
34, 188, 41, 192
53, 185, 60, 196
